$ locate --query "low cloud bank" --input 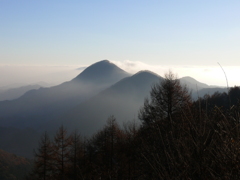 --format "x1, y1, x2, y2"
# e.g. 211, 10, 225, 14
1, 61, 239, 89
112, 60, 240, 87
